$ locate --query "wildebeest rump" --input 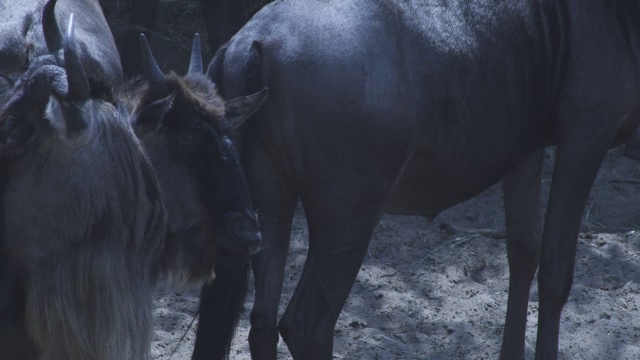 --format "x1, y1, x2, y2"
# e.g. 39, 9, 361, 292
207, 1, 640, 359
0, 10, 166, 360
